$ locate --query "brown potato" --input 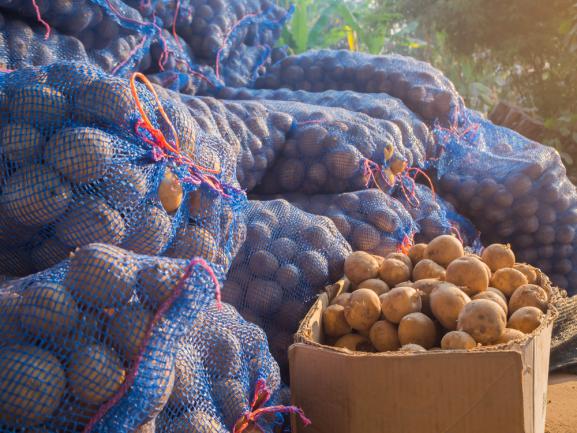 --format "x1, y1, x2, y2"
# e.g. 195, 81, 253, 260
457, 299, 507, 345
356, 278, 389, 296
441, 331, 476, 350
108, 303, 153, 362
496, 328, 527, 344
331, 293, 351, 307
386, 252, 413, 273
491, 268, 528, 297
158, 169, 183, 213
412, 278, 442, 316
344, 251, 380, 284
344, 289, 381, 332
369, 320, 400, 352
378, 258, 411, 286
430, 283, 471, 330
509, 284, 548, 314
137, 259, 184, 309
507, 306, 544, 334
487, 287, 507, 304
1, 123, 44, 163
334, 334, 373, 352
379, 286, 421, 324
446, 256, 488, 296
424, 235, 464, 267
473, 291, 508, 315
323, 304, 352, 338
399, 344, 427, 352
481, 244, 515, 272
398, 312, 436, 349
408, 243, 427, 265
245, 279, 283, 316
412, 259, 446, 281
513, 264, 537, 284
